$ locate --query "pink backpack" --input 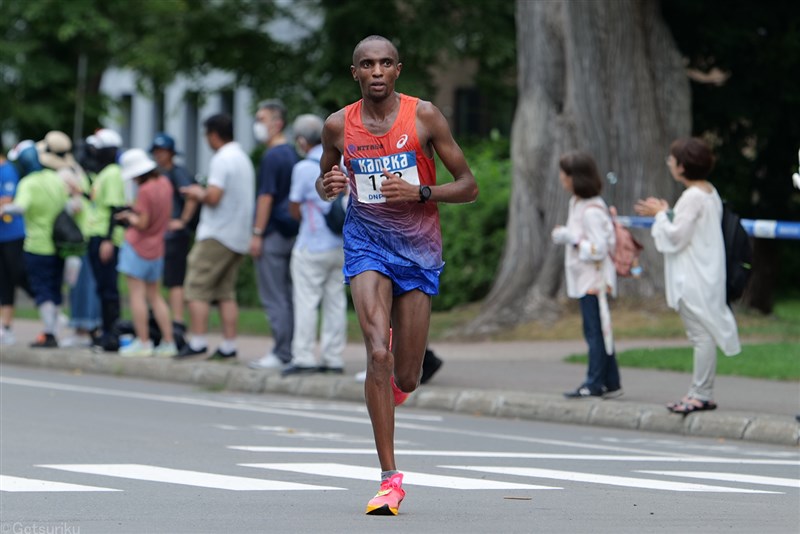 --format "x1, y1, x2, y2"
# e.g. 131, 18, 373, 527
608, 206, 643, 278
586, 205, 644, 278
